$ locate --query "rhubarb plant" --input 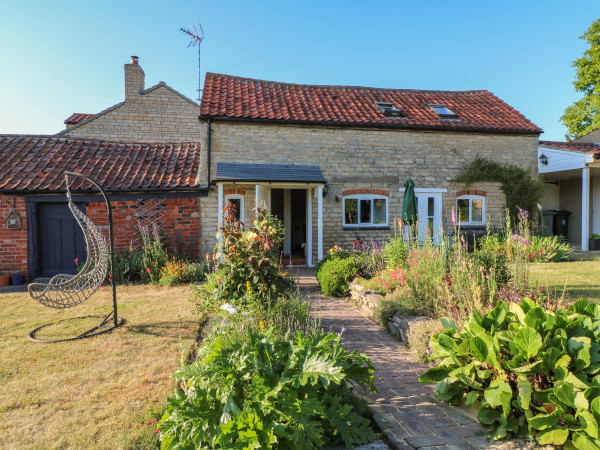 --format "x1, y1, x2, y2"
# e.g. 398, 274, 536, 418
419, 298, 600, 447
